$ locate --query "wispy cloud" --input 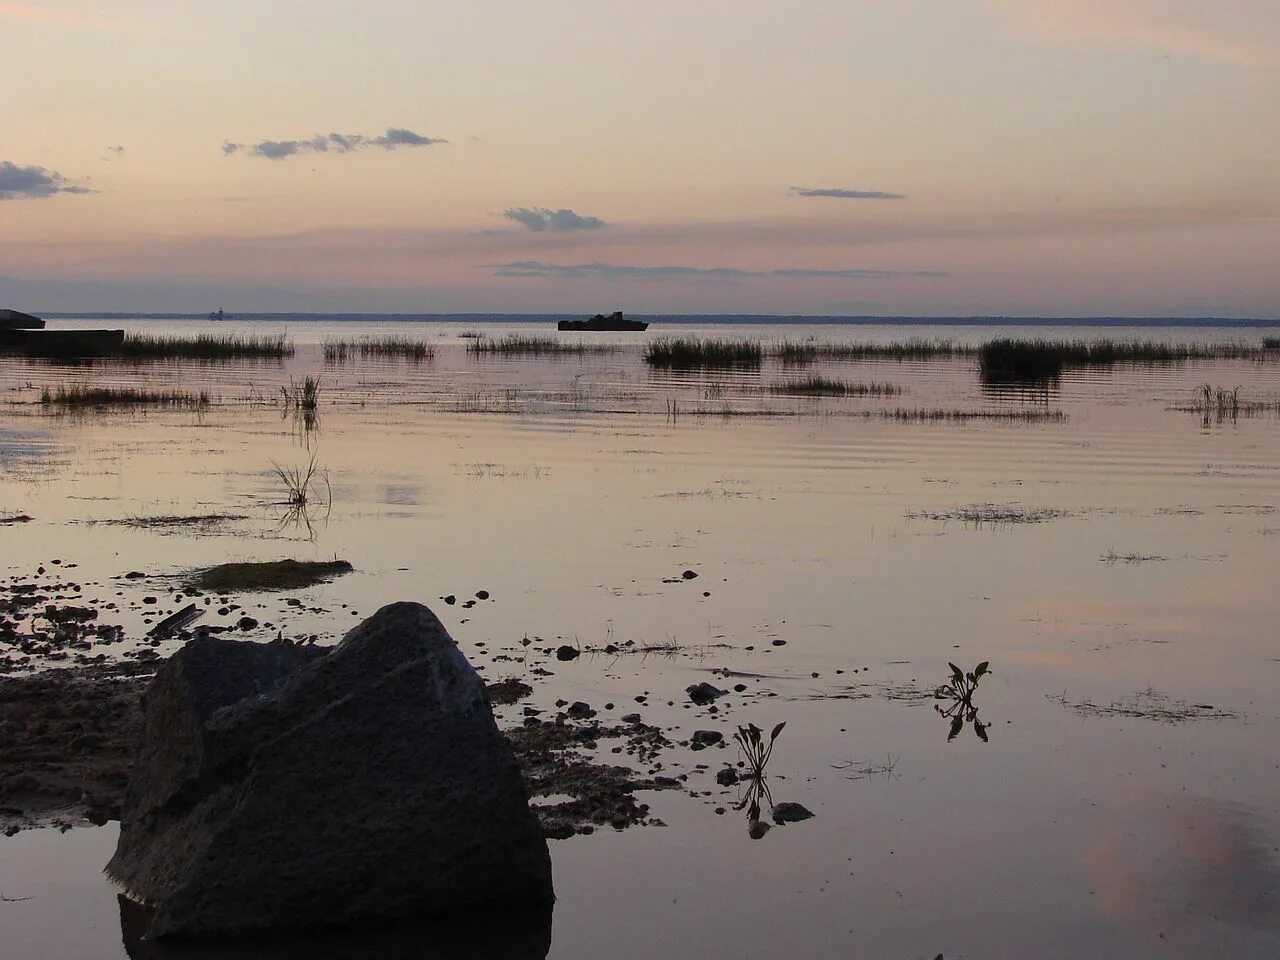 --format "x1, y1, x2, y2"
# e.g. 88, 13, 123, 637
485, 261, 942, 282
789, 187, 906, 200
985, 0, 1280, 68
222, 128, 447, 160
503, 207, 608, 232
0, 161, 95, 200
